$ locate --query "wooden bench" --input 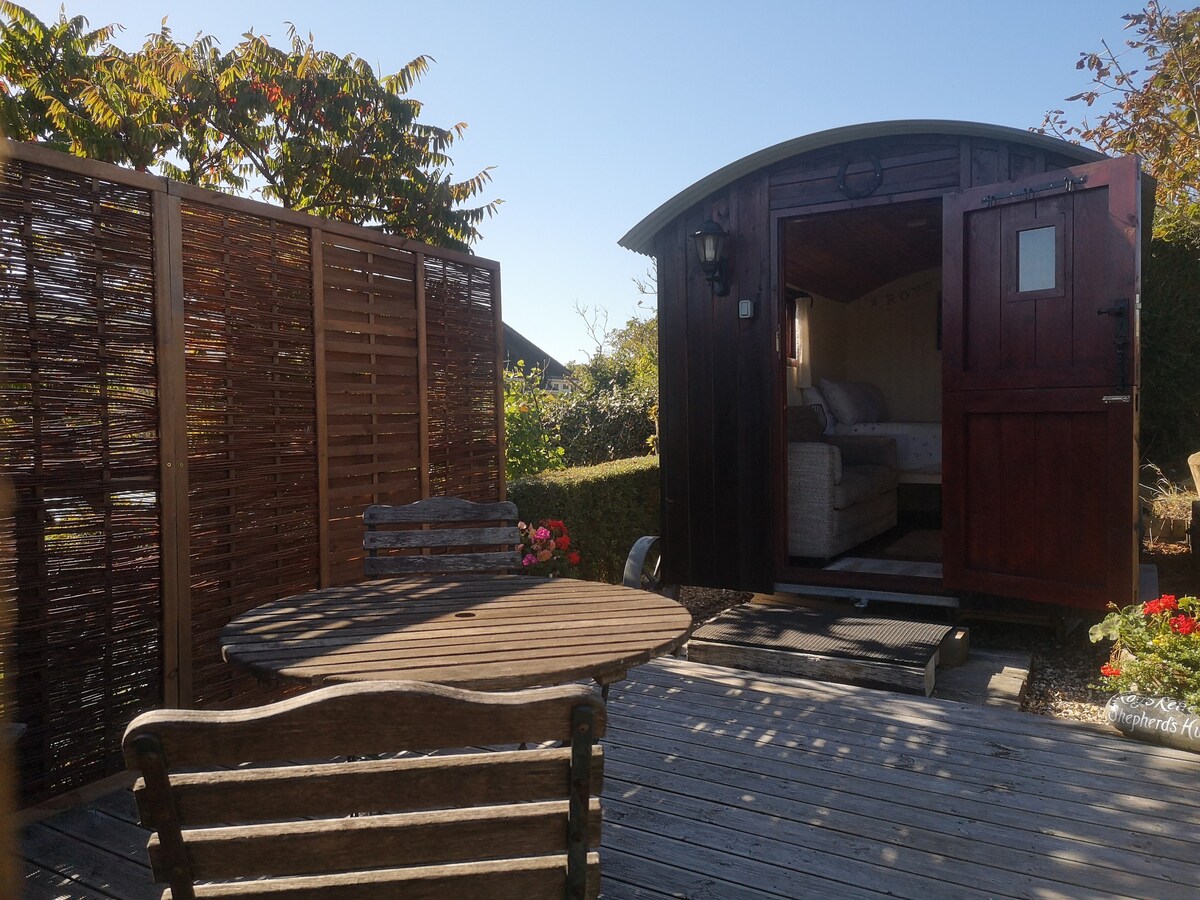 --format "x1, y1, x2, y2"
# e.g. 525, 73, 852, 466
123, 680, 606, 899
364, 497, 522, 578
